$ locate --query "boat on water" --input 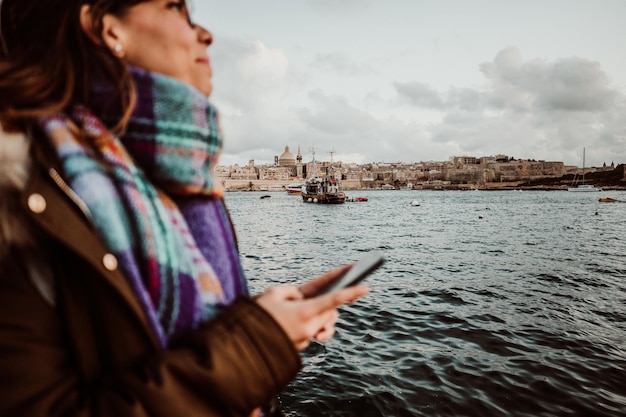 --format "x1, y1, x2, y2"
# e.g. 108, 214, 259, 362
302, 149, 345, 204
302, 177, 345, 204
568, 148, 602, 192
346, 196, 369, 202
599, 197, 619, 203
569, 184, 602, 192
286, 182, 304, 195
